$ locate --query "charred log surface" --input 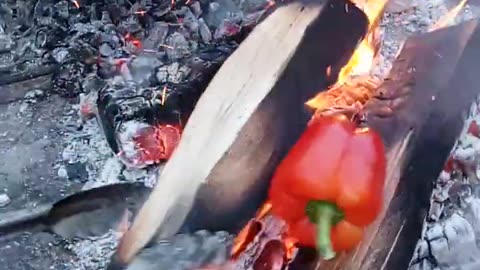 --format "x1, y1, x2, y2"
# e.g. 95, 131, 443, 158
0, 75, 52, 104
124, 231, 233, 270
0, 181, 236, 270
0, 64, 58, 86
308, 19, 480, 270
0, 183, 151, 241
112, 0, 370, 267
